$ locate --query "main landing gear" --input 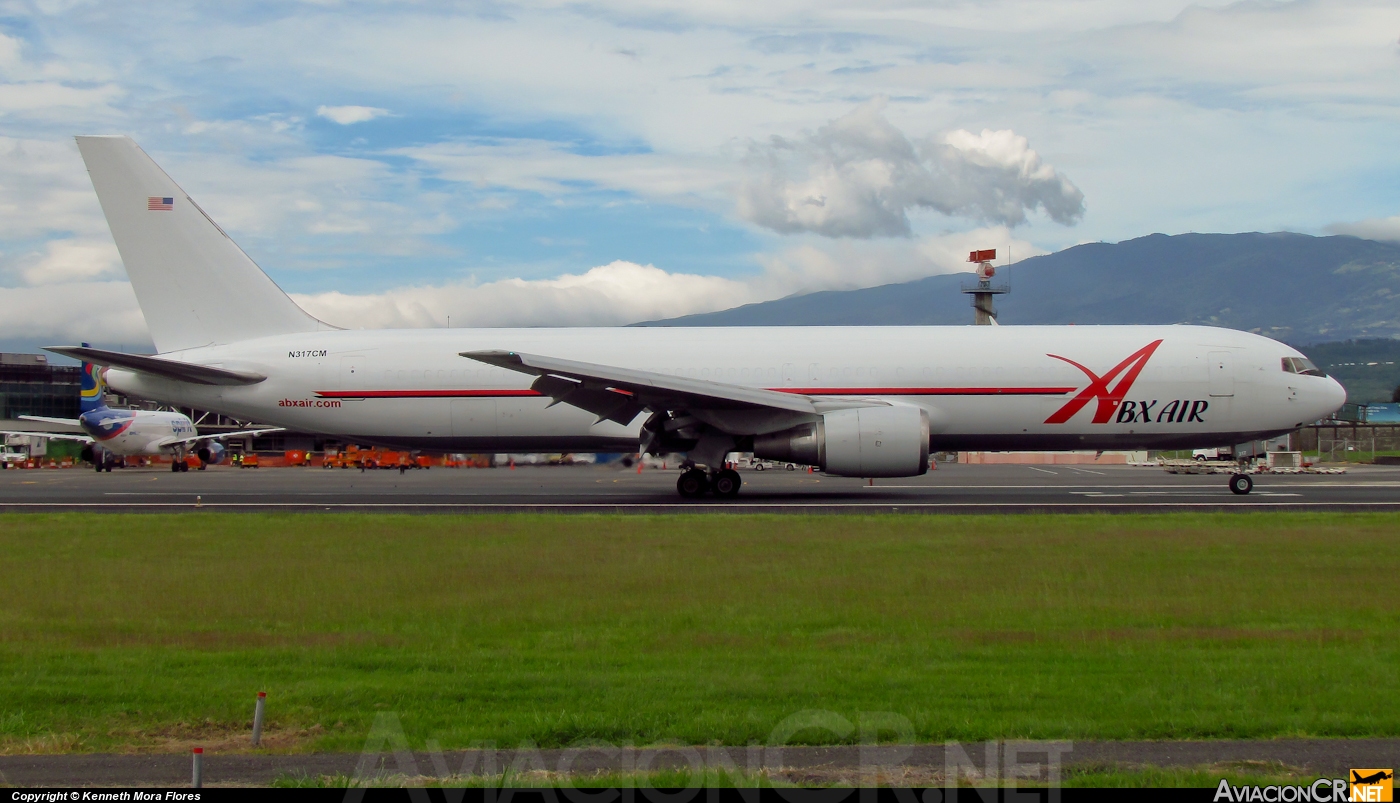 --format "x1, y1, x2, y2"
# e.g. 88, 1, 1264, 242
676, 467, 741, 499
